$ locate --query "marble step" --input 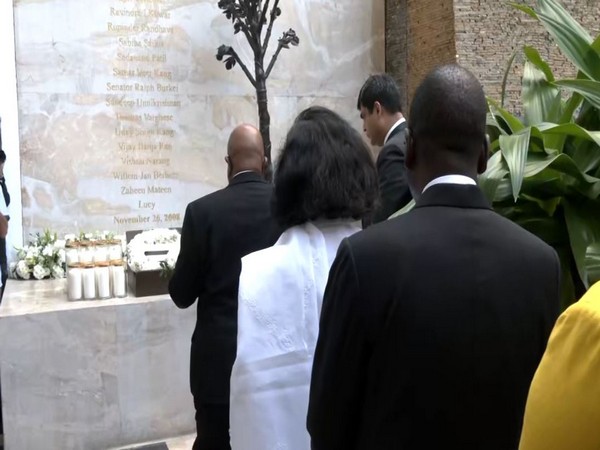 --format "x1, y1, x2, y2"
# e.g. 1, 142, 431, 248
113, 434, 195, 450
